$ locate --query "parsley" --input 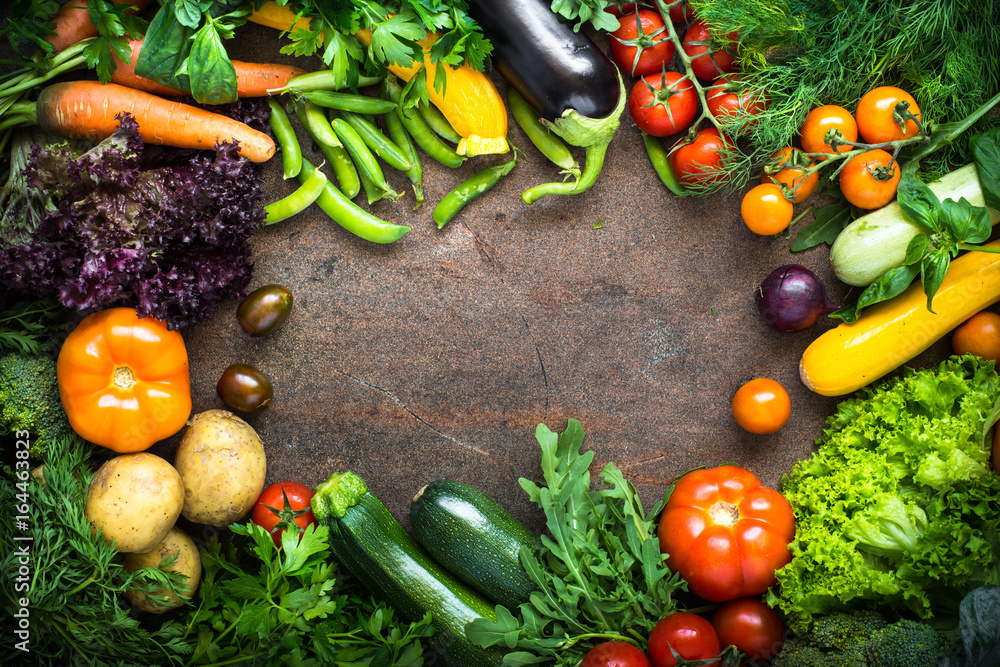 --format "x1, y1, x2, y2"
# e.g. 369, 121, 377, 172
0, 299, 70, 356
